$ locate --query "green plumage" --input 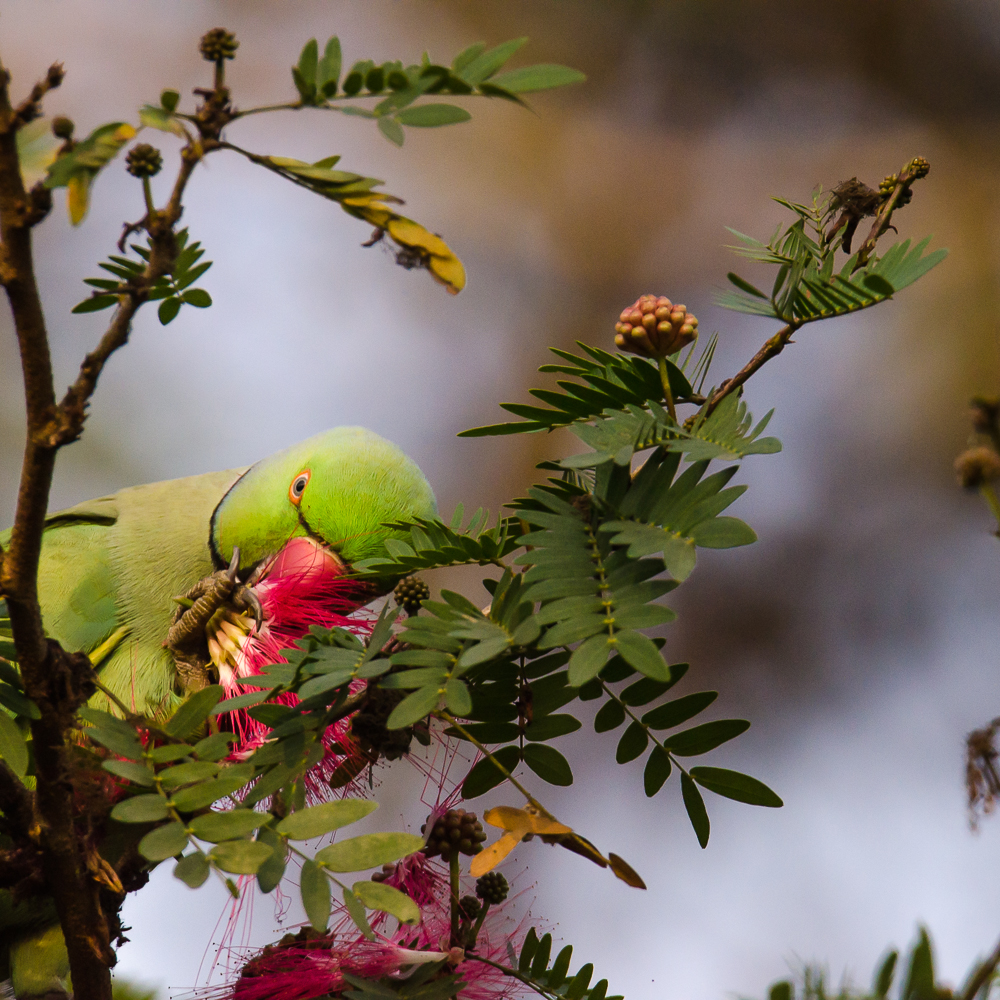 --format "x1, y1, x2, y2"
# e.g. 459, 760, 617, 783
0, 427, 436, 996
